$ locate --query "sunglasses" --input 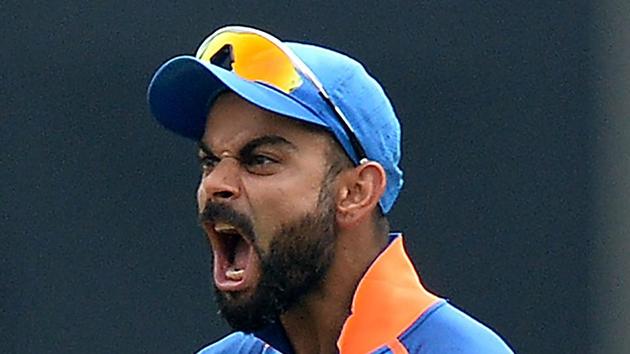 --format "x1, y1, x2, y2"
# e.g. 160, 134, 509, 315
195, 26, 368, 163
